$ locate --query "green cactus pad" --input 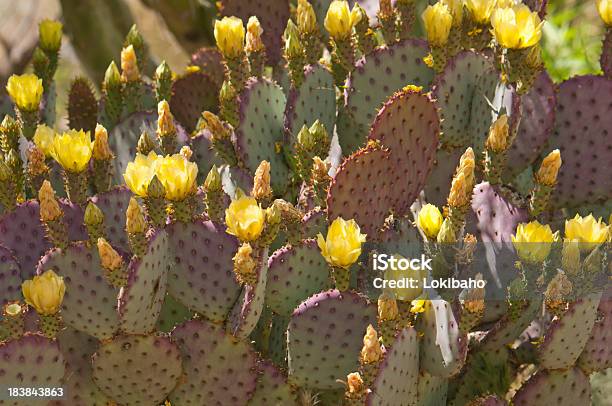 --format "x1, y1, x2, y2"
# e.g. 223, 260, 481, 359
90, 186, 132, 253
219, 0, 290, 65
50, 328, 113, 406
37, 242, 120, 340
431, 51, 498, 149
169, 319, 259, 405
156, 293, 194, 333
547, 75, 612, 209
92, 334, 182, 405
170, 71, 219, 133
287, 289, 377, 389
67, 77, 98, 133
417, 299, 468, 378
235, 78, 290, 193
366, 327, 420, 405
268, 314, 290, 367
577, 291, 612, 373
0, 95, 11, 118
327, 144, 393, 238
480, 298, 541, 351
191, 47, 225, 87
190, 129, 224, 183
118, 229, 170, 334
227, 248, 269, 339
0, 245, 21, 304
340, 39, 434, 154
302, 207, 327, 239
505, 73, 556, 178
539, 291, 602, 370
249, 360, 298, 405
0, 334, 65, 404
284, 64, 336, 145
166, 220, 241, 322
513, 367, 591, 406
417, 371, 448, 406
266, 240, 332, 316
424, 148, 463, 207
368, 87, 440, 215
